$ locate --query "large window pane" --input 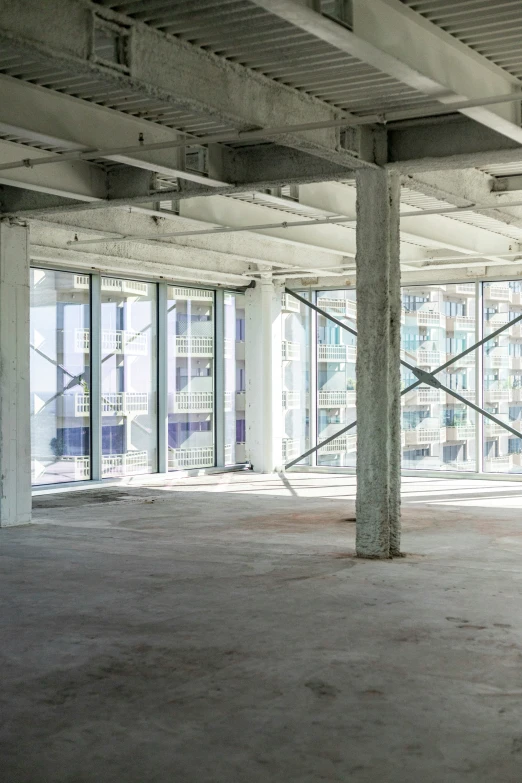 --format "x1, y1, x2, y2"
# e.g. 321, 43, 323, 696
101, 278, 157, 477
483, 281, 522, 474
225, 292, 247, 465
30, 269, 91, 485
316, 290, 357, 468
281, 292, 310, 466
401, 284, 477, 471
167, 286, 214, 470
